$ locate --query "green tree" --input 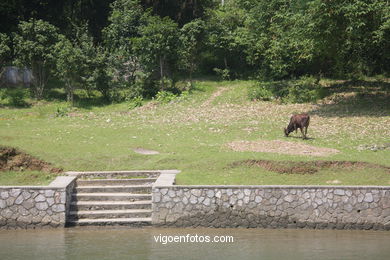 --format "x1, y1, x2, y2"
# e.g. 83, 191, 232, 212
205, 2, 250, 79
102, 0, 146, 99
135, 15, 180, 89
13, 19, 60, 99
179, 19, 205, 86
0, 33, 11, 82
55, 24, 100, 104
